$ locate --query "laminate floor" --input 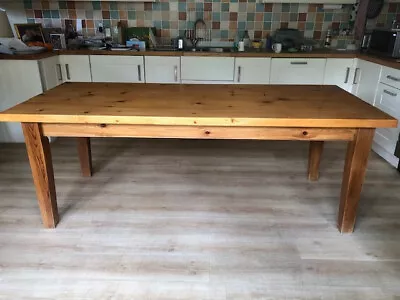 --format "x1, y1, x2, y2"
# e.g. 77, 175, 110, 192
0, 138, 400, 300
